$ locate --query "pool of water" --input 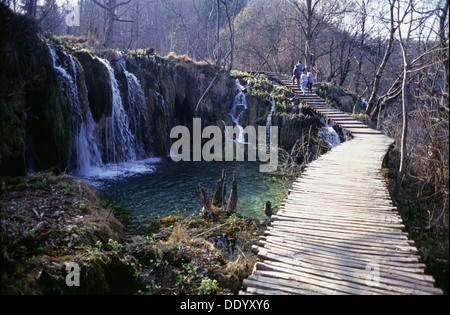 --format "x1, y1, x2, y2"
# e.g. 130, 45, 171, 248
80, 158, 291, 221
